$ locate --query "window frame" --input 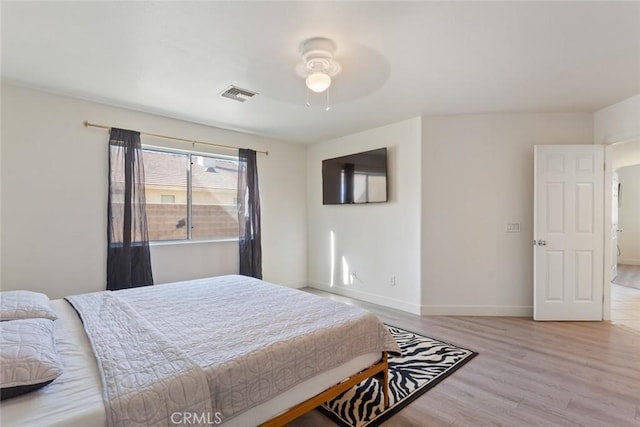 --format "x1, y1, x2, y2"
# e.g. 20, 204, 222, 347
142, 144, 239, 244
